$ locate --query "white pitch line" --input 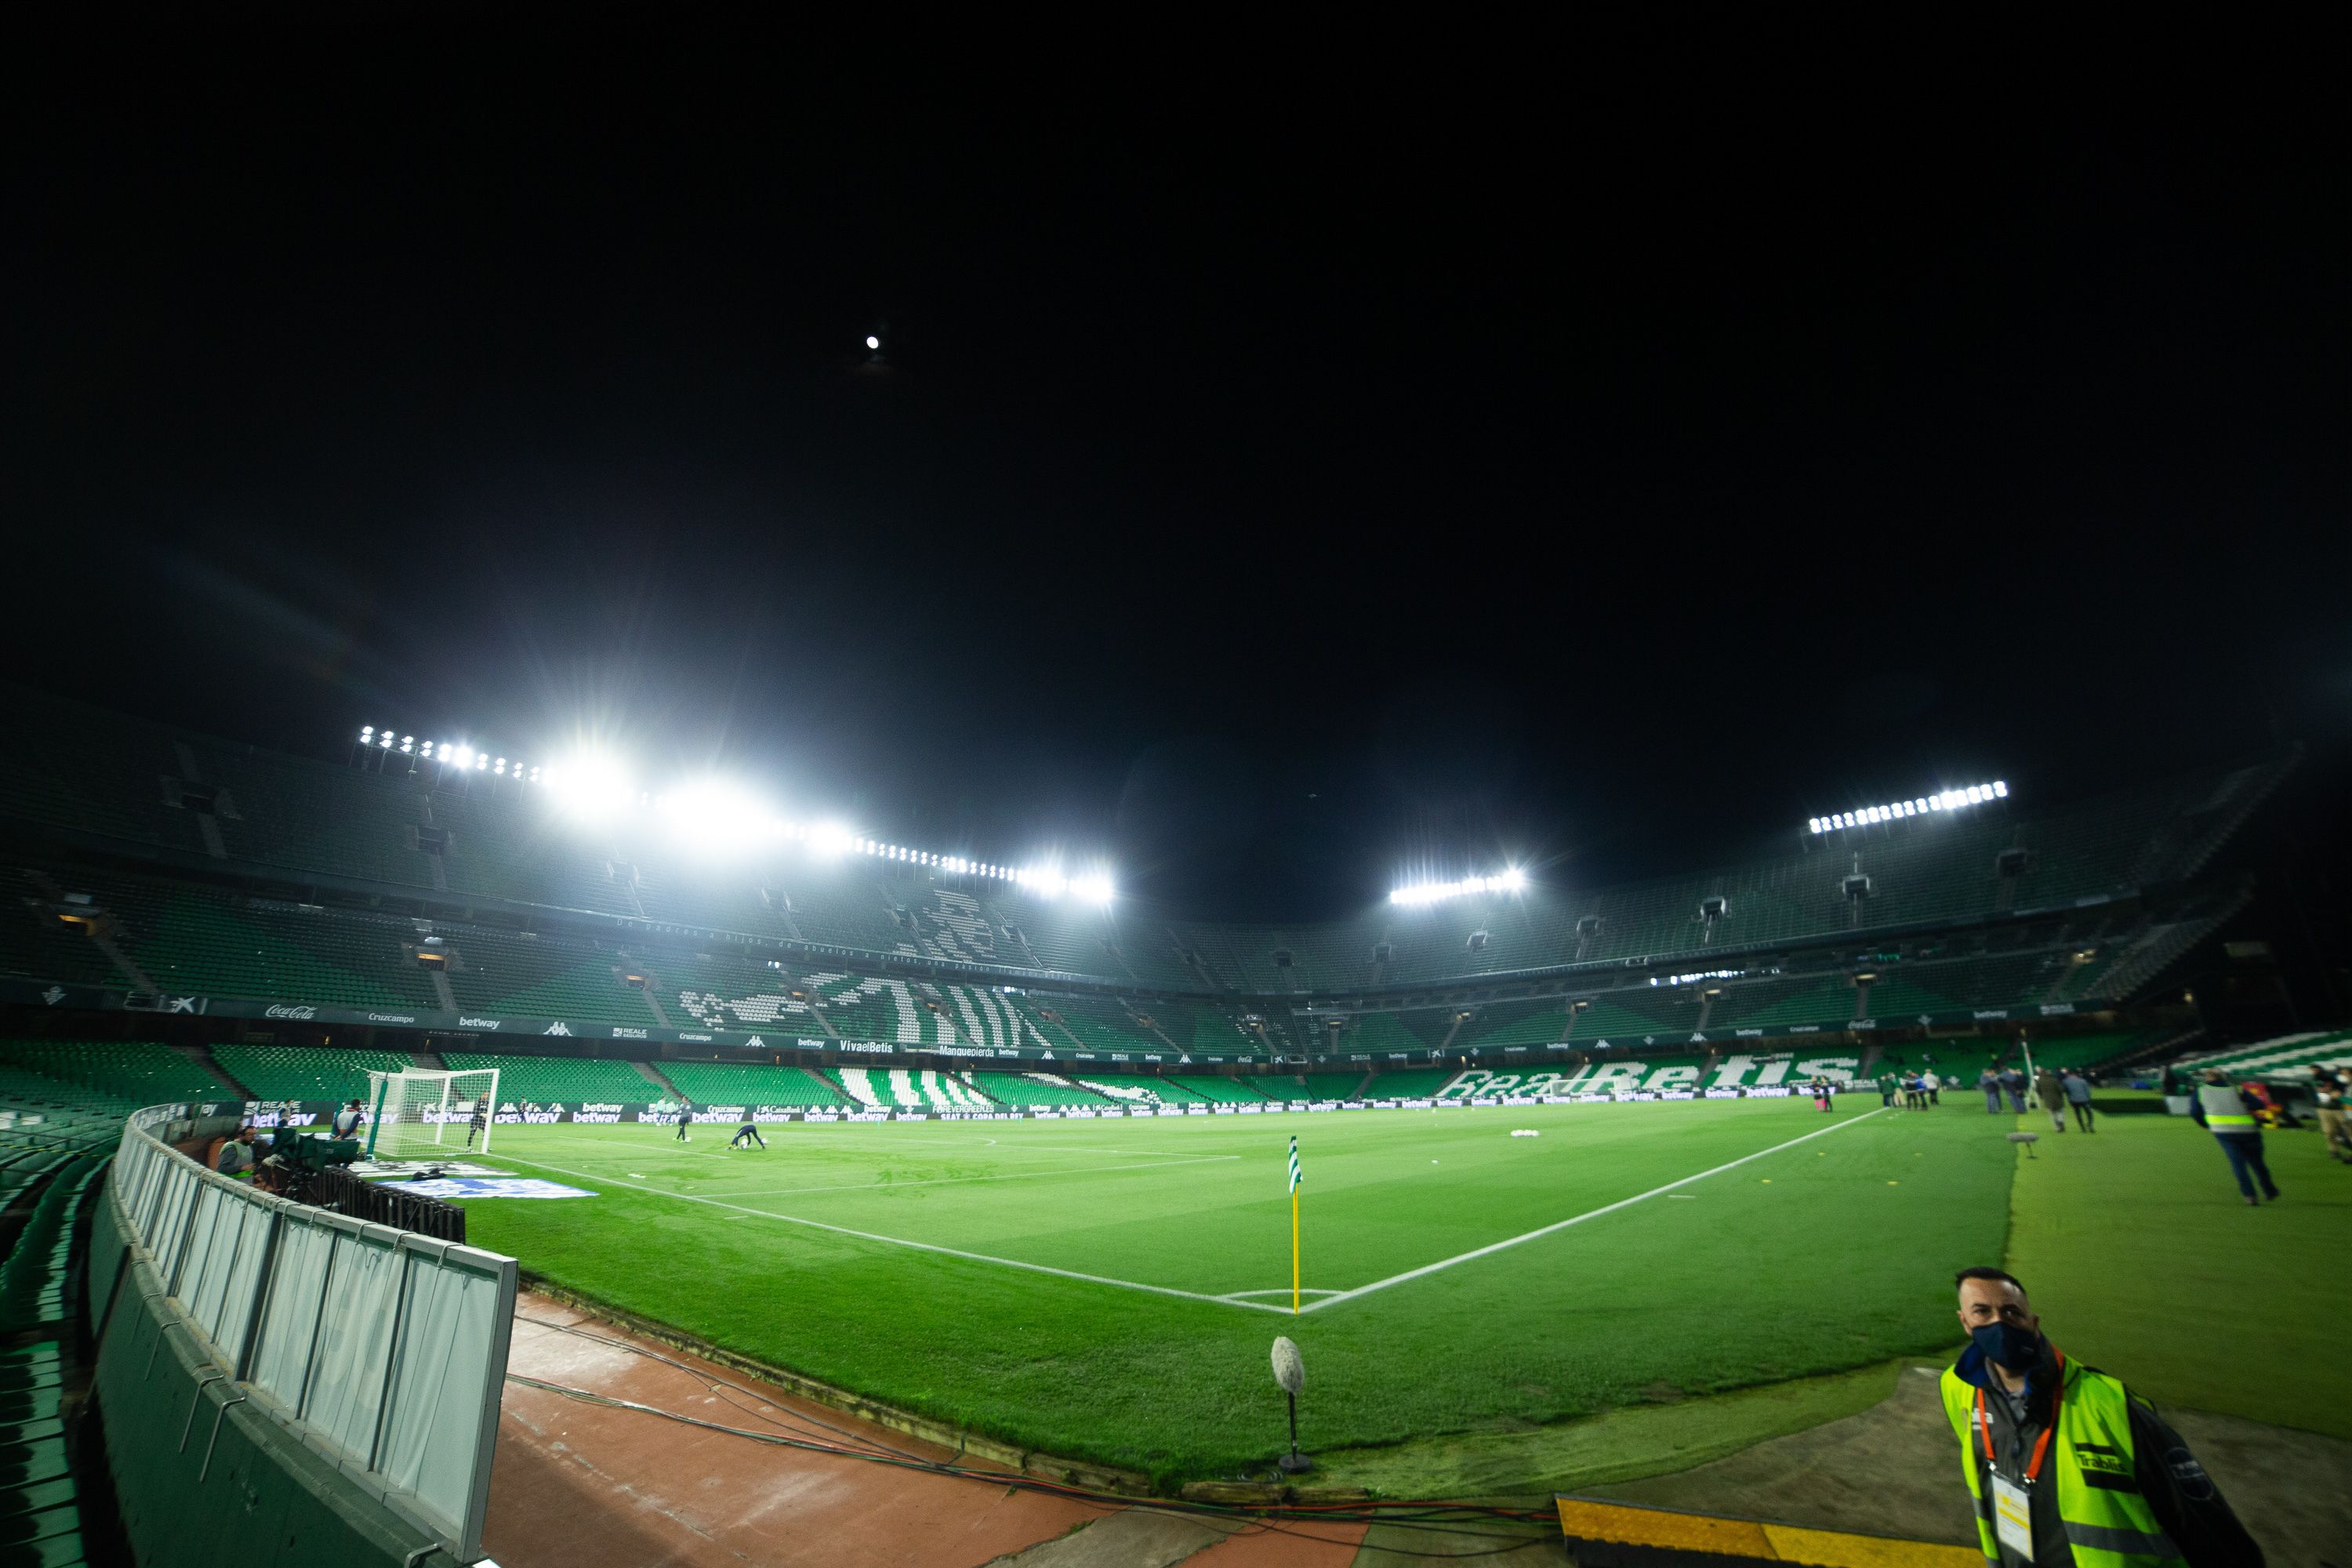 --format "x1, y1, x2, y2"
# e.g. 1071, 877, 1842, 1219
491, 1152, 1297, 1315
725, 1153, 1241, 1199
1292, 1107, 1891, 1313
1221, 1288, 1343, 1301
